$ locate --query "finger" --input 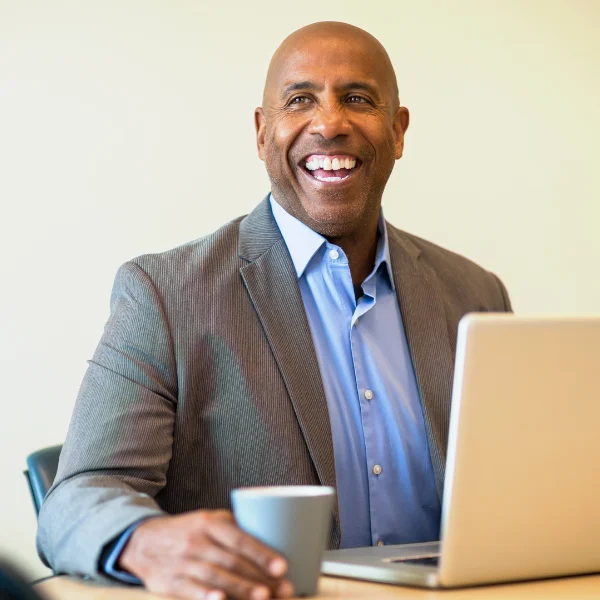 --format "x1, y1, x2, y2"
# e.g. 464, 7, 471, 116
184, 561, 272, 600
206, 521, 287, 578
162, 575, 226, 600
197, 545, 280, 590
210, 509, 235, 522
